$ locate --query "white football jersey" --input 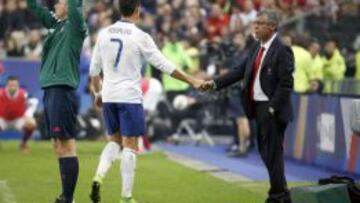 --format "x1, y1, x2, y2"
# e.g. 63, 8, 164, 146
89, 21, 176, 103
